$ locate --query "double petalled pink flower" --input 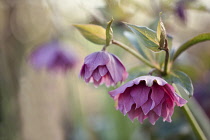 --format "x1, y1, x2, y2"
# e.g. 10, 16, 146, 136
80, 51, 128, 87
29, 40, 78, 73
109, 76, 187, 125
